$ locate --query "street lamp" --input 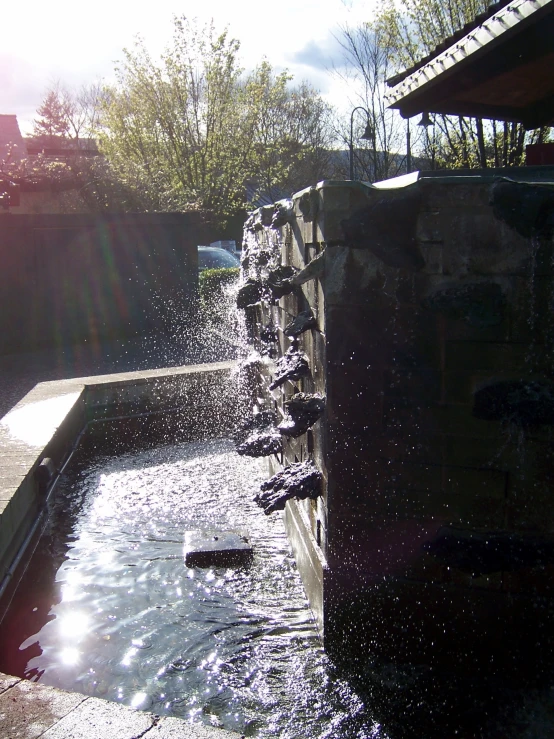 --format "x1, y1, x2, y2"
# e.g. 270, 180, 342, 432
406, 118, 412, 174
349, 106, 374, 181
418, 111, 435, 169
